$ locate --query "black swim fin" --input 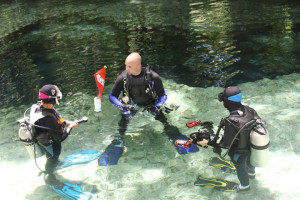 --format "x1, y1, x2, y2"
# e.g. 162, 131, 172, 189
194, 175, 238, 192
209, 156, 237, 174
